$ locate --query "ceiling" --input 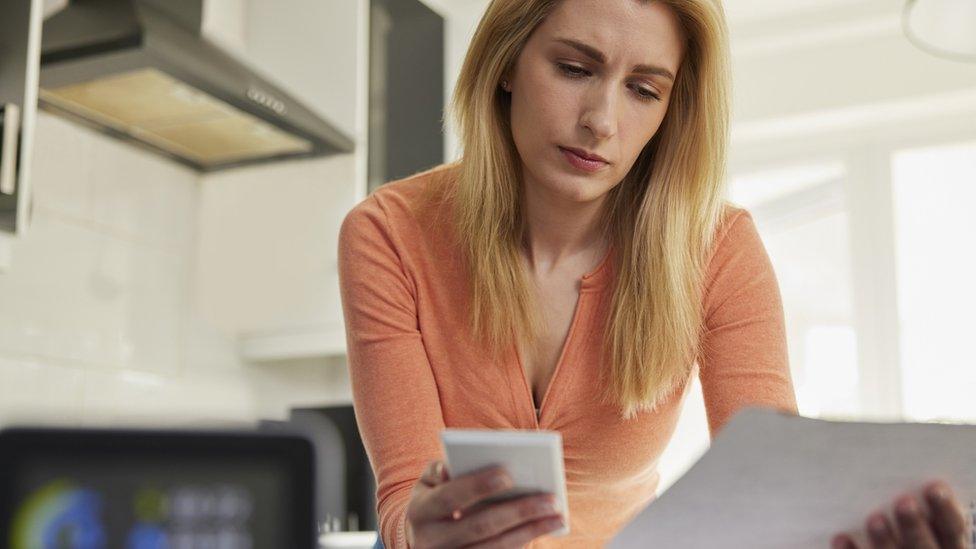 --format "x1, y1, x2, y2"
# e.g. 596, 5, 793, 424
420, 0, 897, 30
722, 0, 864, 25
417, 0, 905, 66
